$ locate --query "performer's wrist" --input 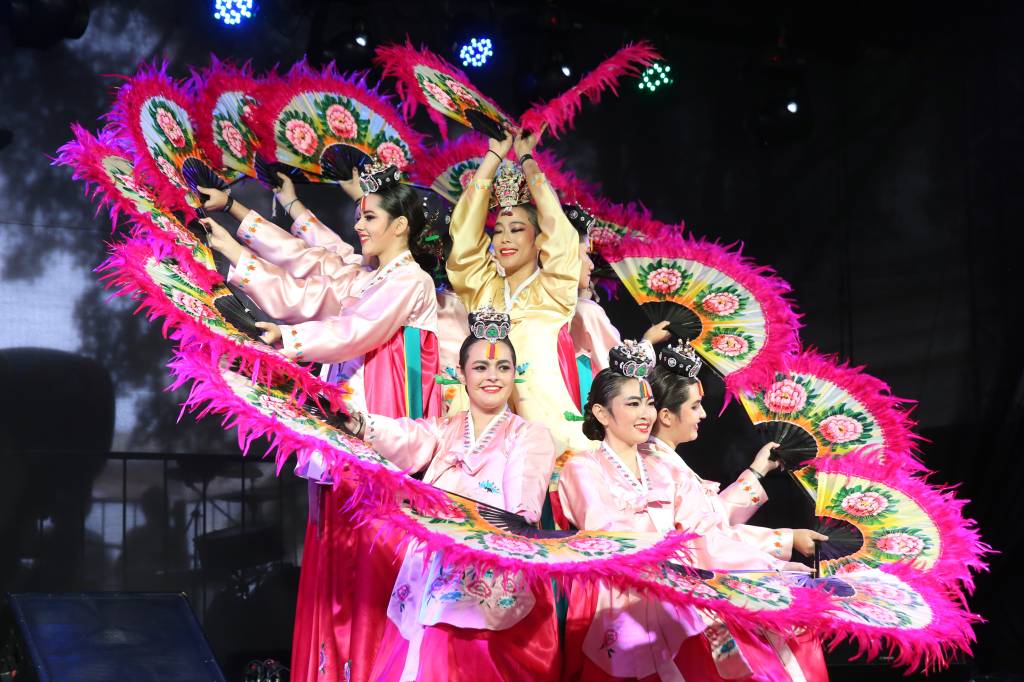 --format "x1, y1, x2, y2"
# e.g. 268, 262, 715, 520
519, 153, 535, 166
221, 195, 235, 213
486, 149, 503, 162
747, 466, 765, 480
